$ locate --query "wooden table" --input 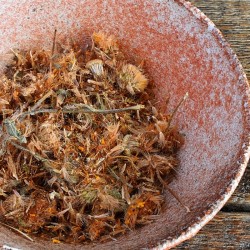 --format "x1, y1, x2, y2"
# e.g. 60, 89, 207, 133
175, 1, 250, 249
